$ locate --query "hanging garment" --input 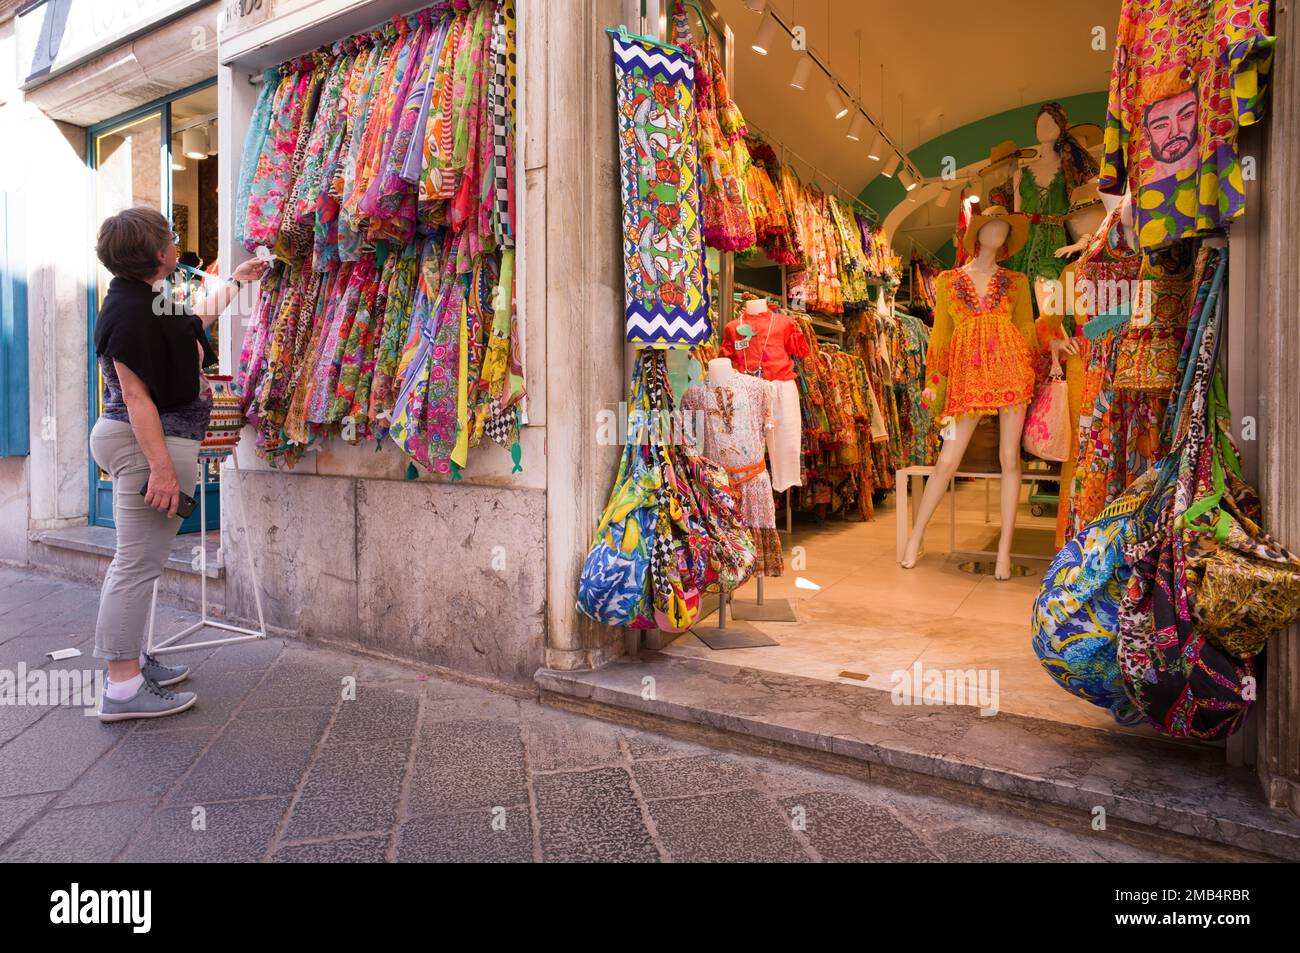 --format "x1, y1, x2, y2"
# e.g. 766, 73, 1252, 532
1100, 0, 1274, 248
610, 30, 709, 347
235, 69, 283, 250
